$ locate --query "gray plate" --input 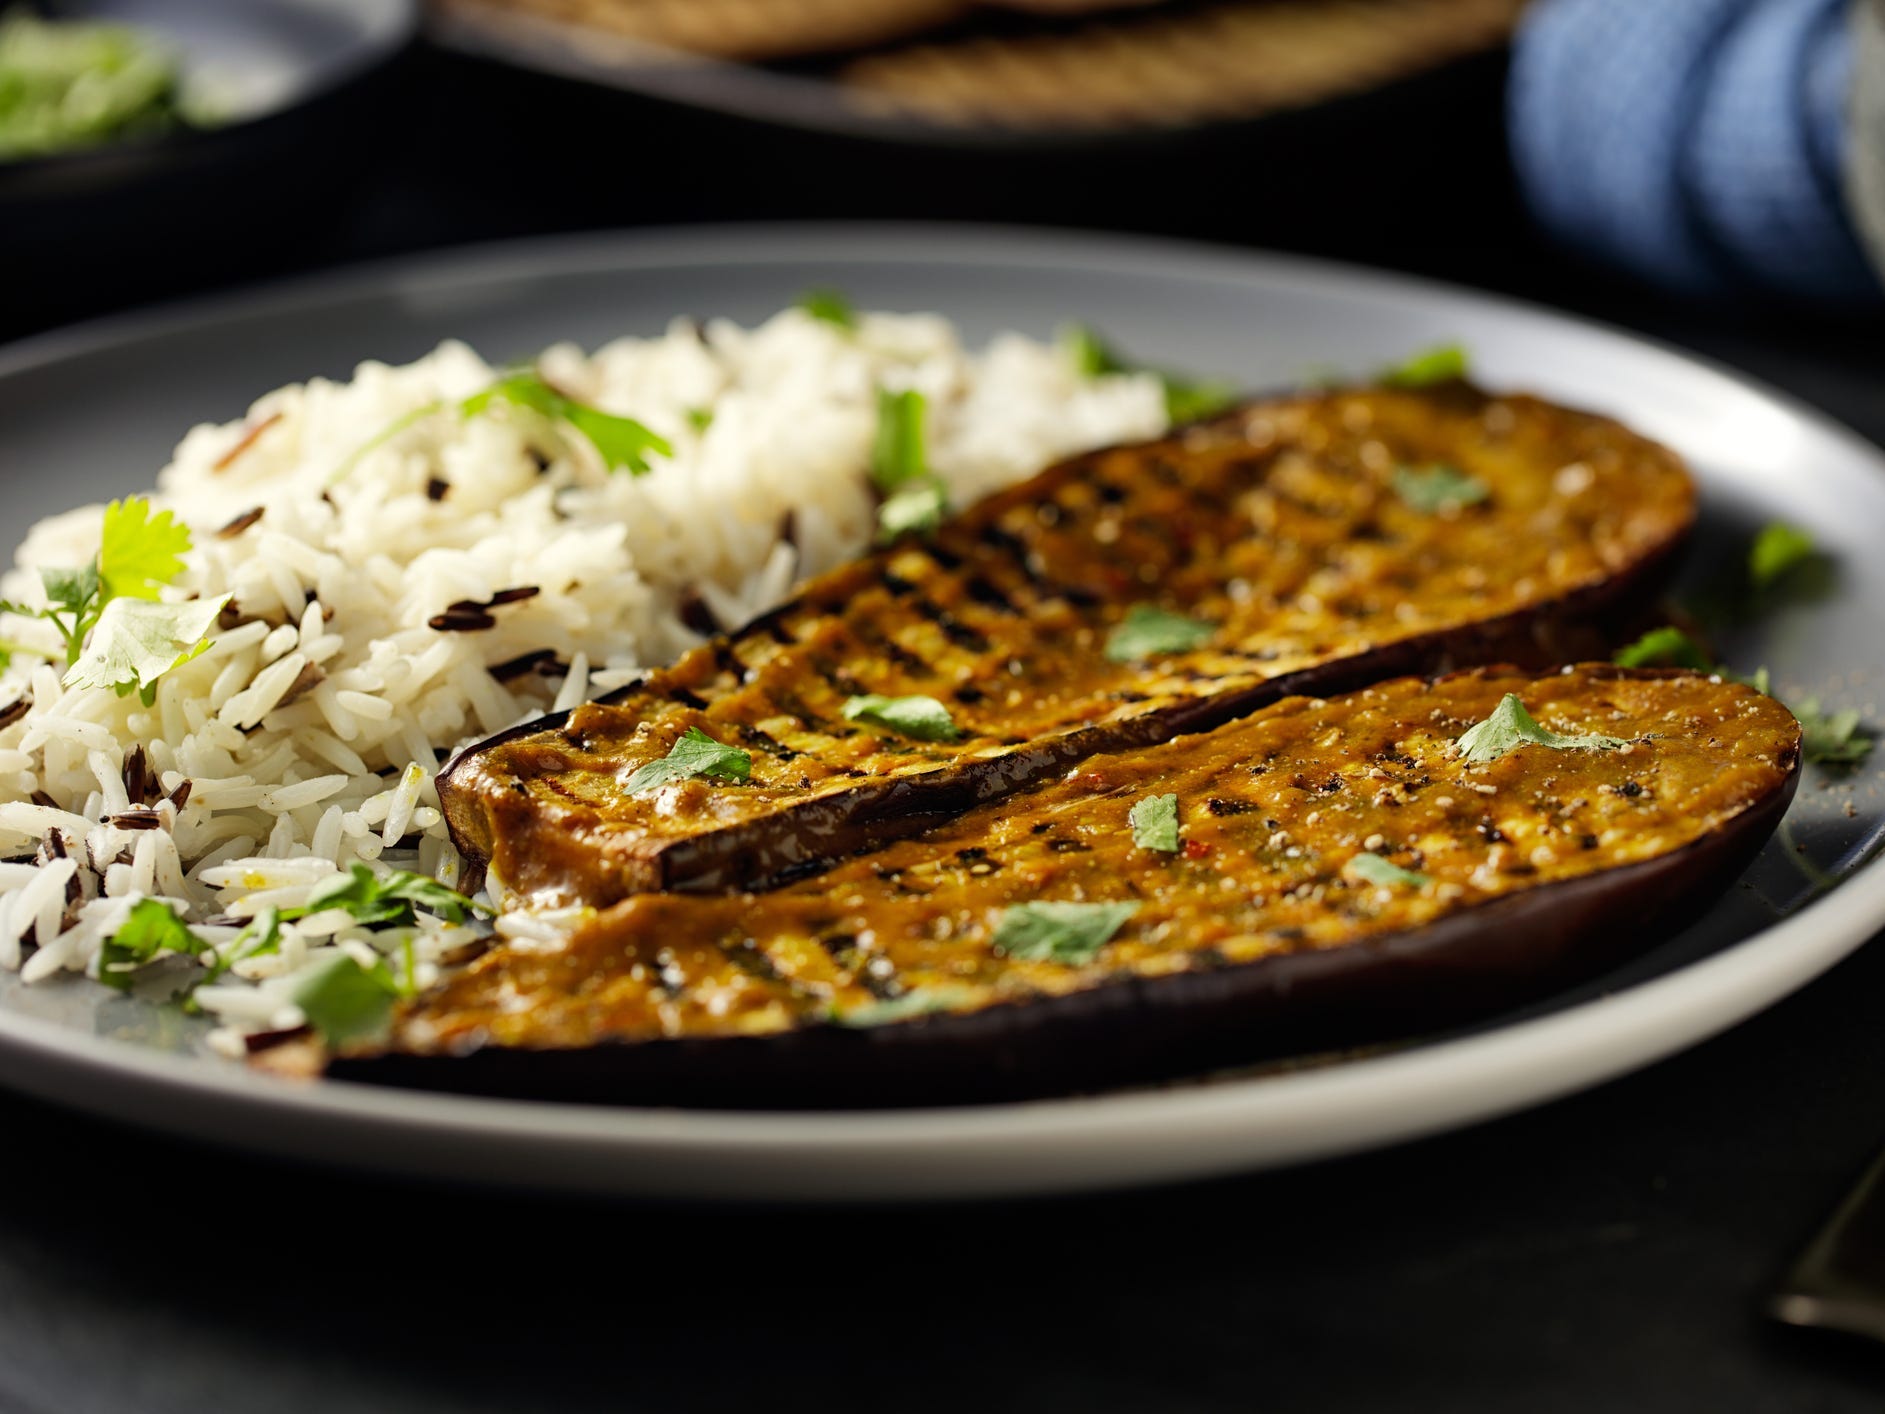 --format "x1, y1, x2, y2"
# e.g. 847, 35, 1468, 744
0, 225, 1879, 1201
